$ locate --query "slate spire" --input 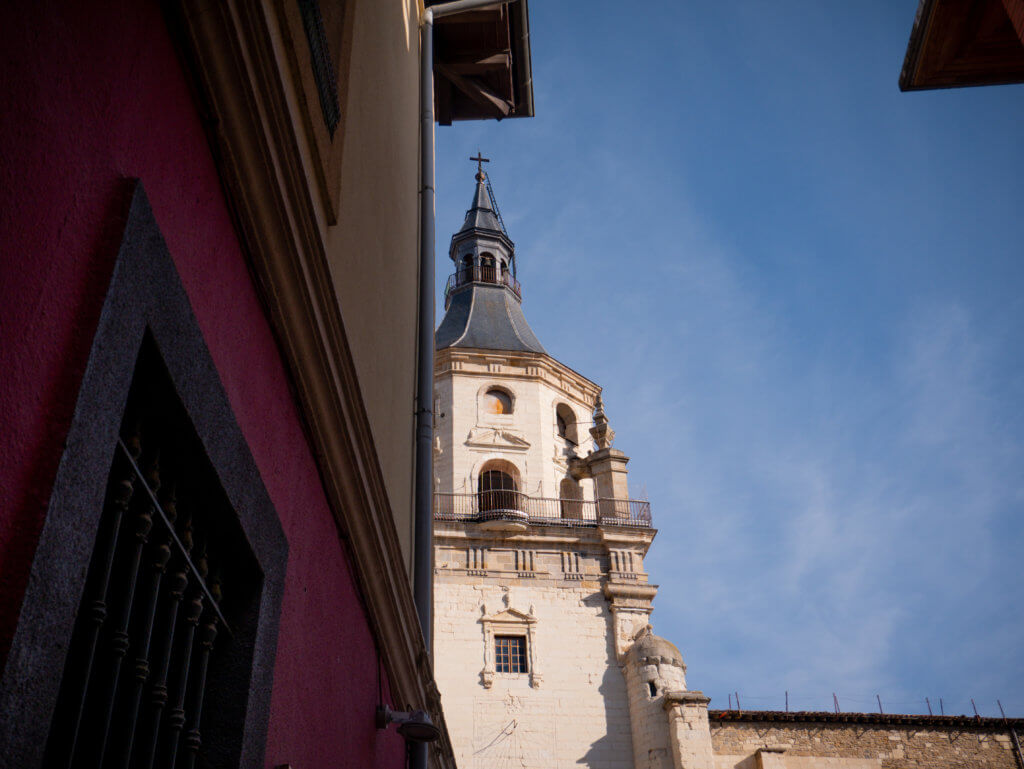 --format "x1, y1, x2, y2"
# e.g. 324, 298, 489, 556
458, 172, 504, 235
436, 163, 545, 354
